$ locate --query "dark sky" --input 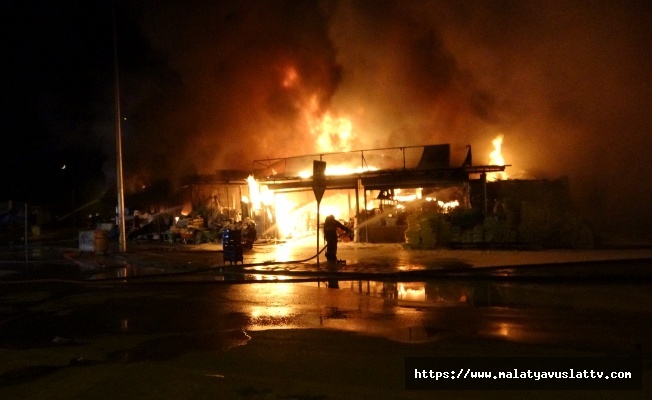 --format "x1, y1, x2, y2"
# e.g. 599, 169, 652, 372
2, 0, 652, 237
